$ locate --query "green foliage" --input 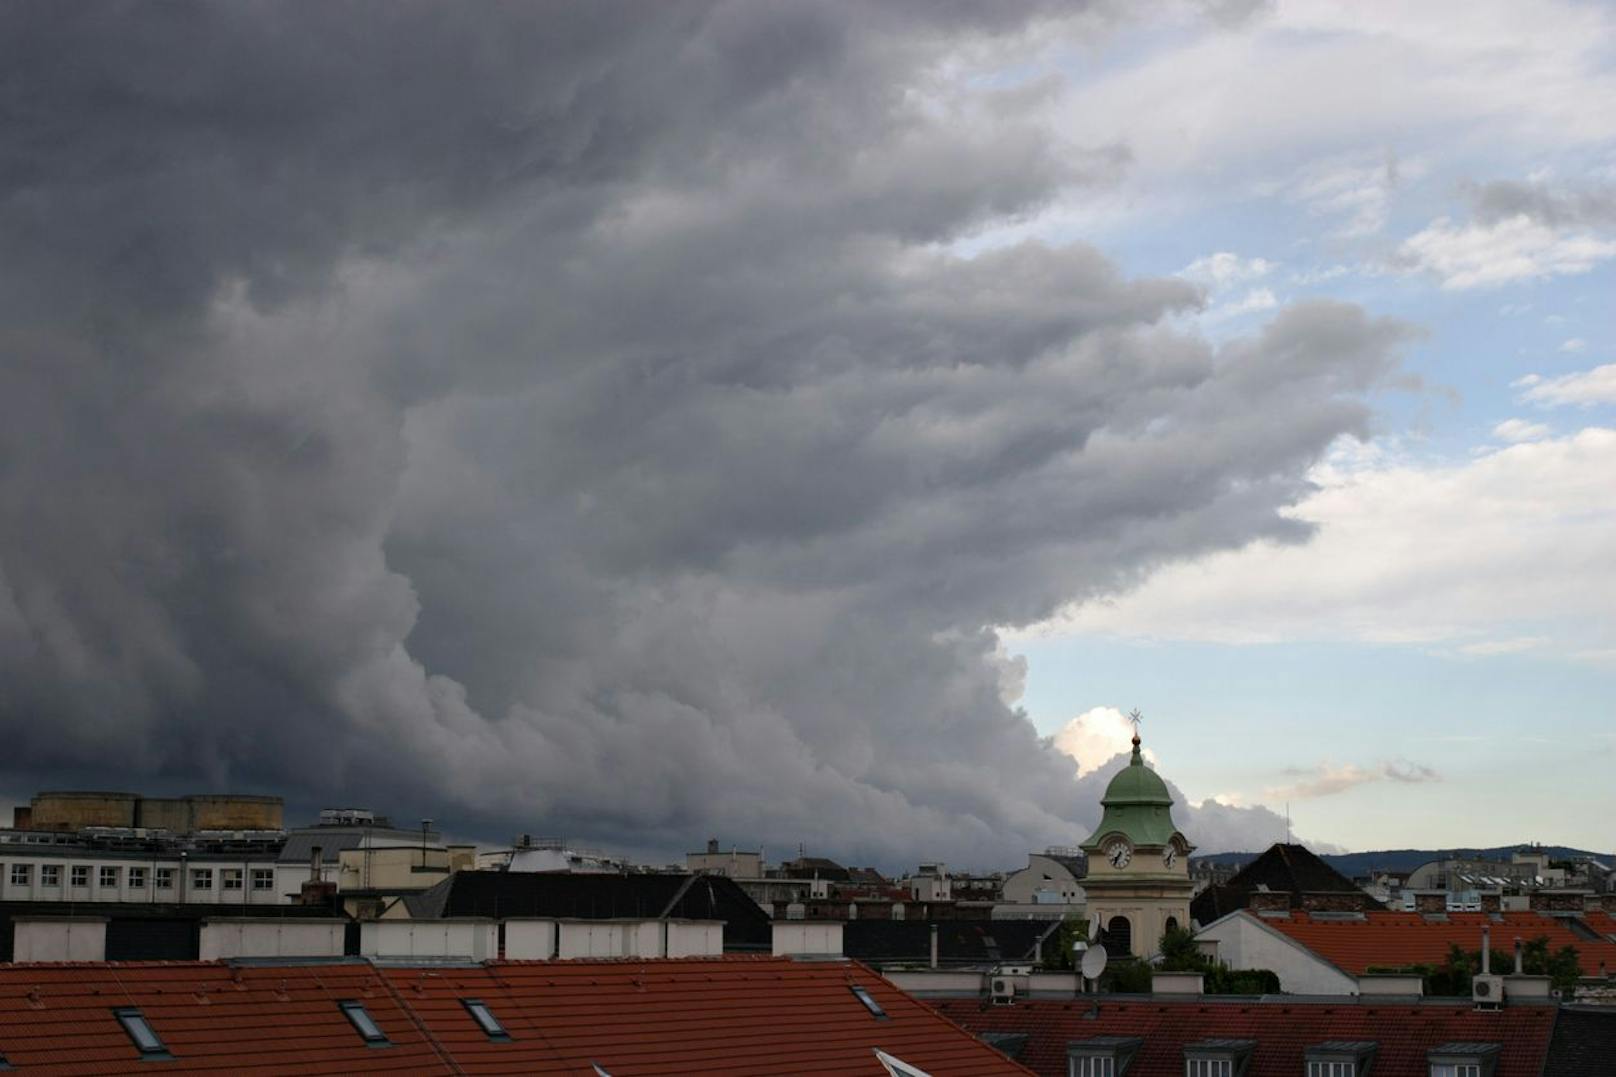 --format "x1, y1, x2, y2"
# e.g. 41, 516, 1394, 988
1041, 916, 1090, 971
1423, 936, 1580, 996
1102, 957, 1153, 993
1152, 925, 1281, 994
